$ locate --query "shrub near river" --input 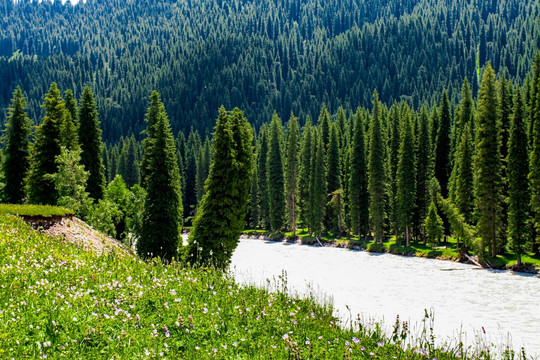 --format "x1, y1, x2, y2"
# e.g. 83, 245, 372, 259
0, 214, 524, 359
